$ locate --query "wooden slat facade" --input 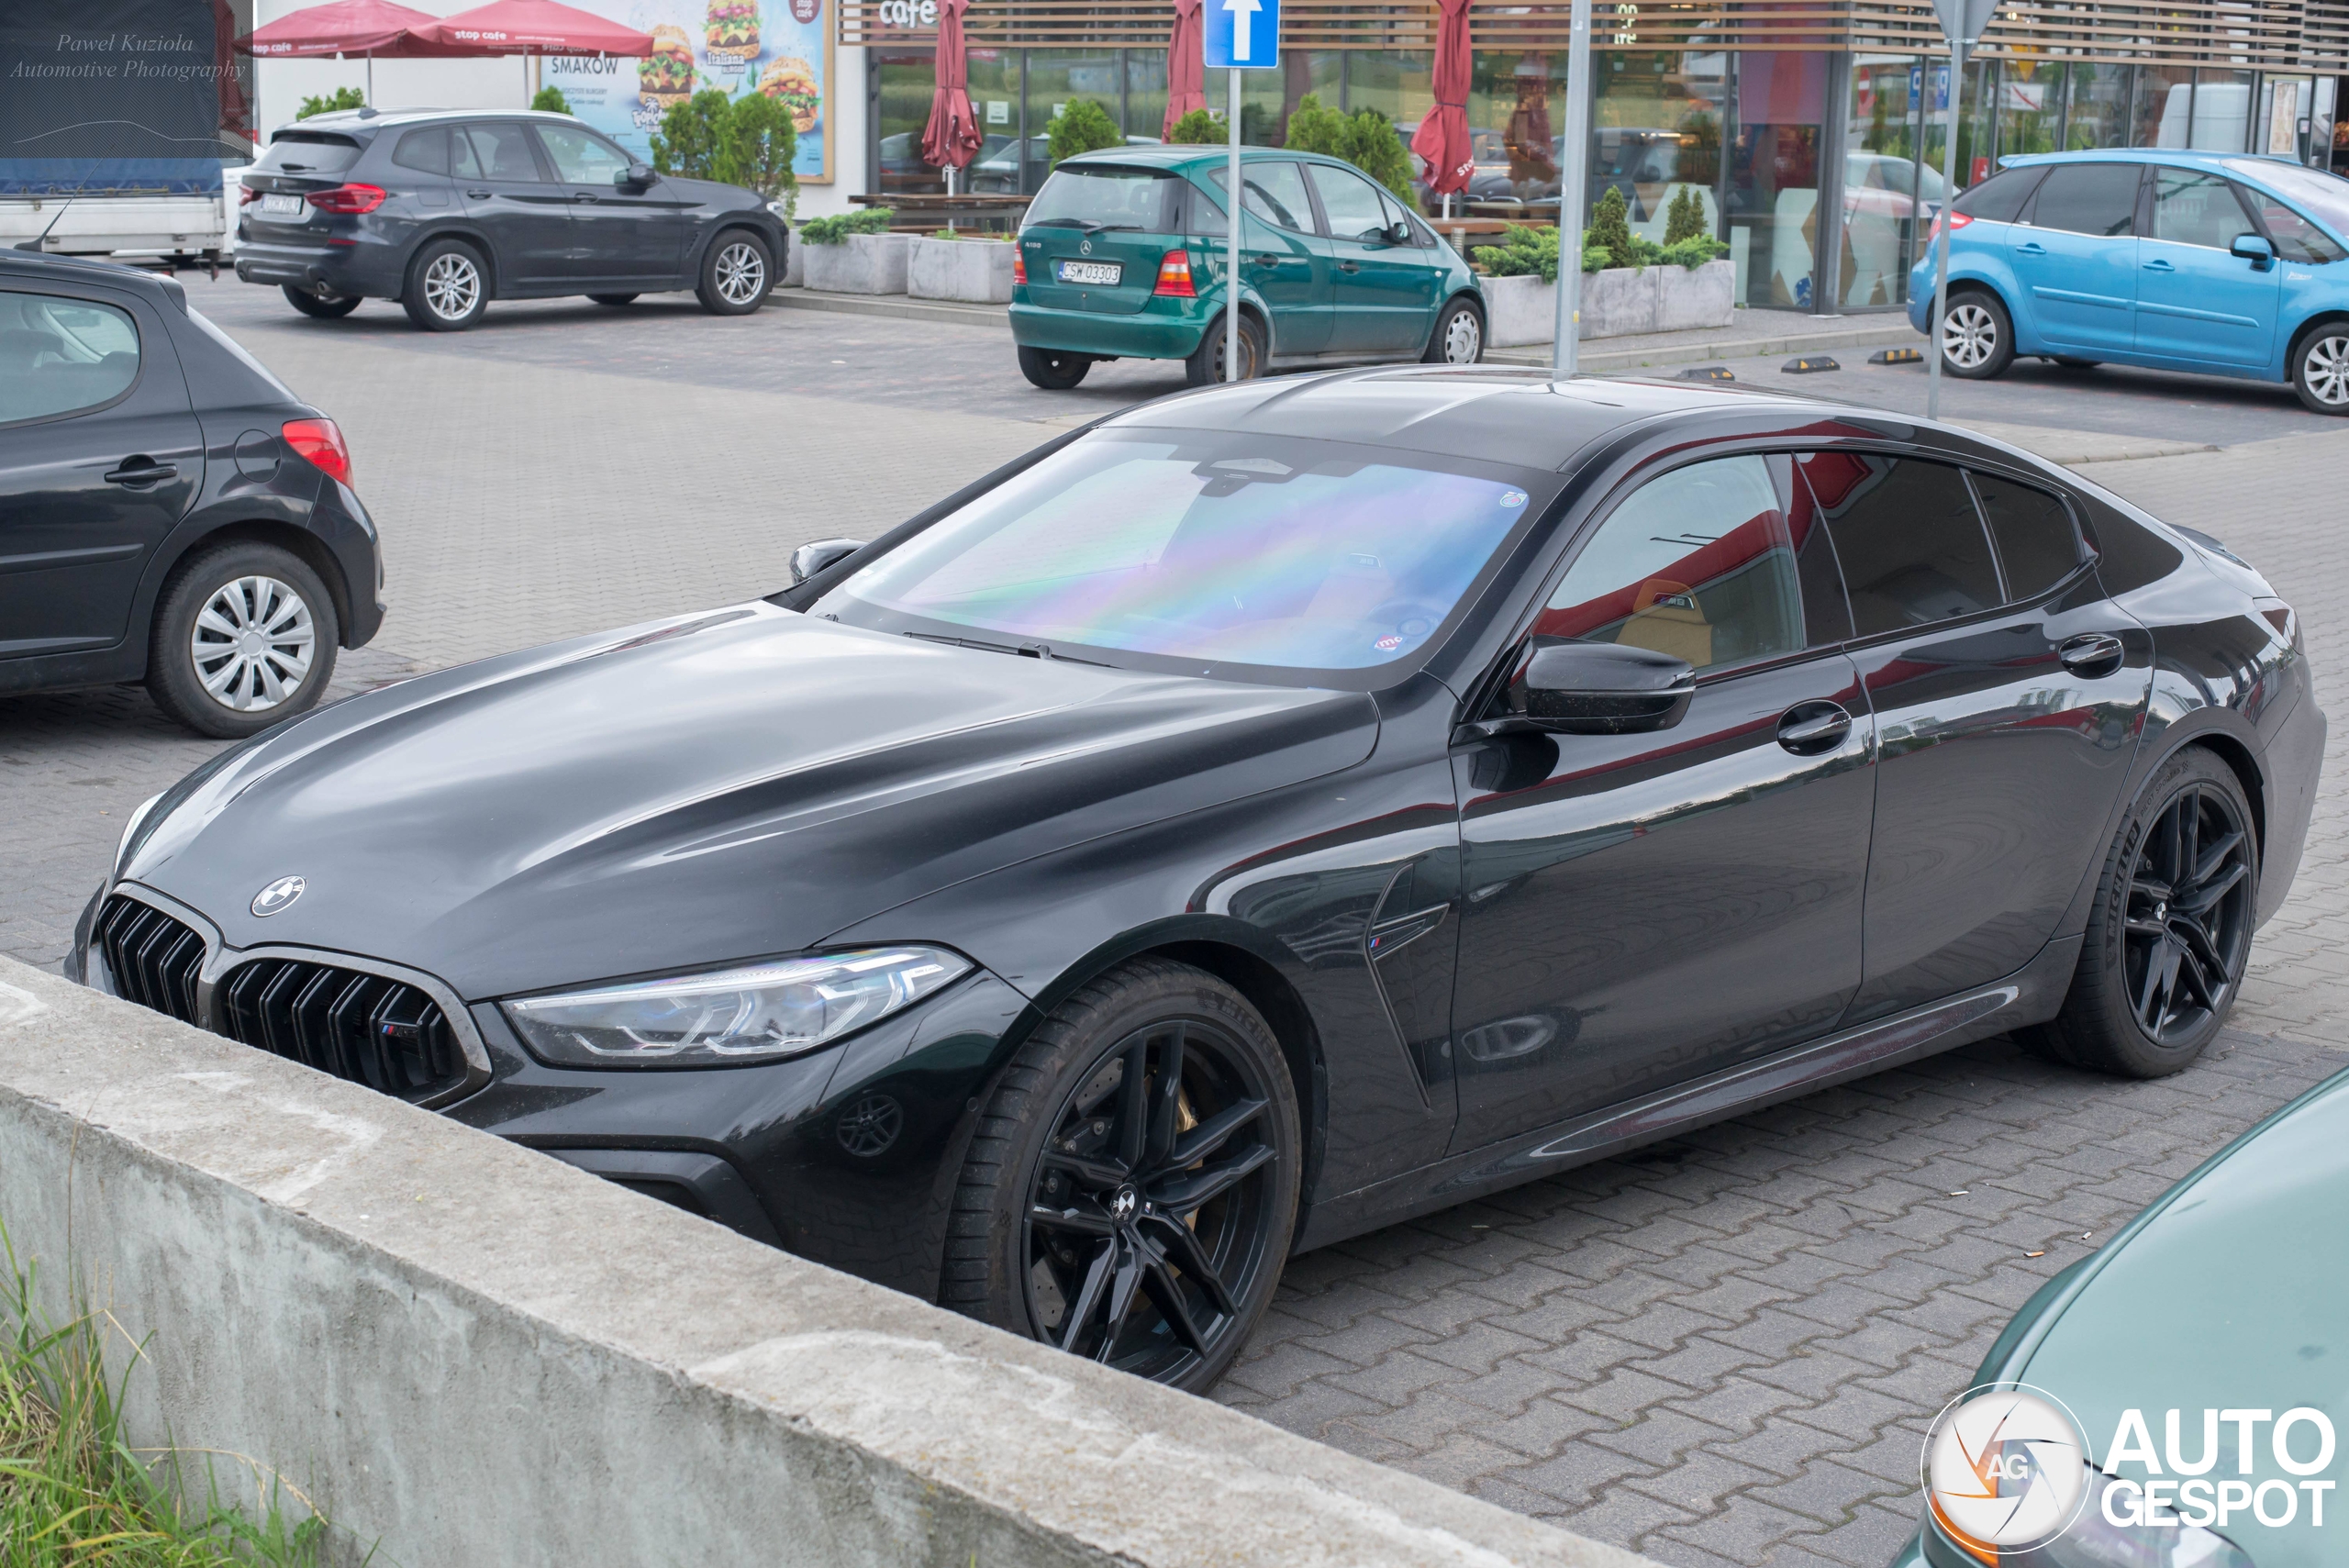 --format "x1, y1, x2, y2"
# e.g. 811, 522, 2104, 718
840, 0, 2349, 65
